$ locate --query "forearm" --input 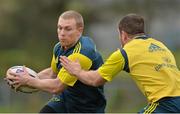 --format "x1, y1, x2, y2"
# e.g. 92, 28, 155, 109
26, 78, 64, 94
59, 55, 106, 86
76, 70, 106, 87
